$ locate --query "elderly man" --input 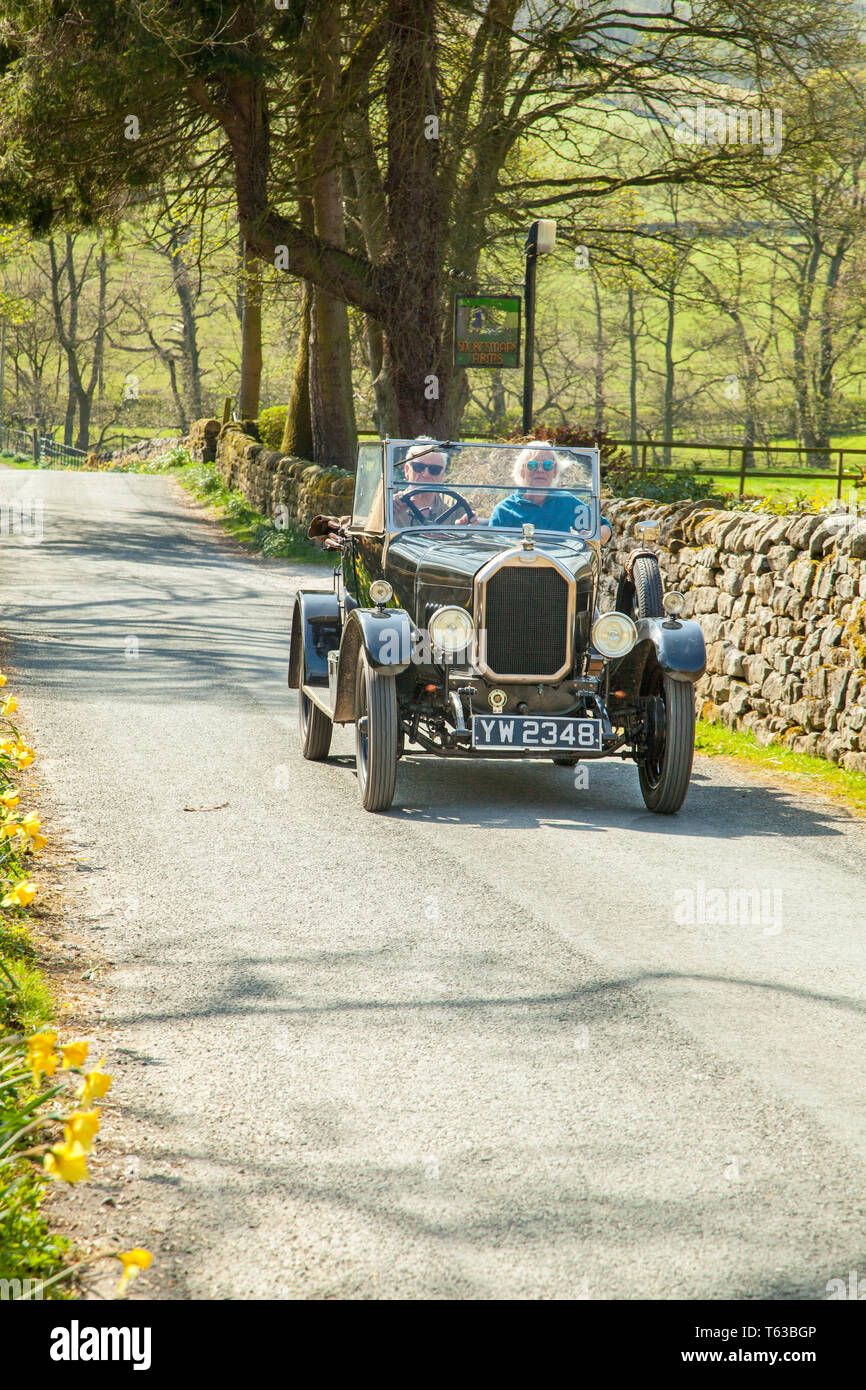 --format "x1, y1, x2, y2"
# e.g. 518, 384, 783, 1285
392, 439, 476, 527
489, 441, 612, 541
